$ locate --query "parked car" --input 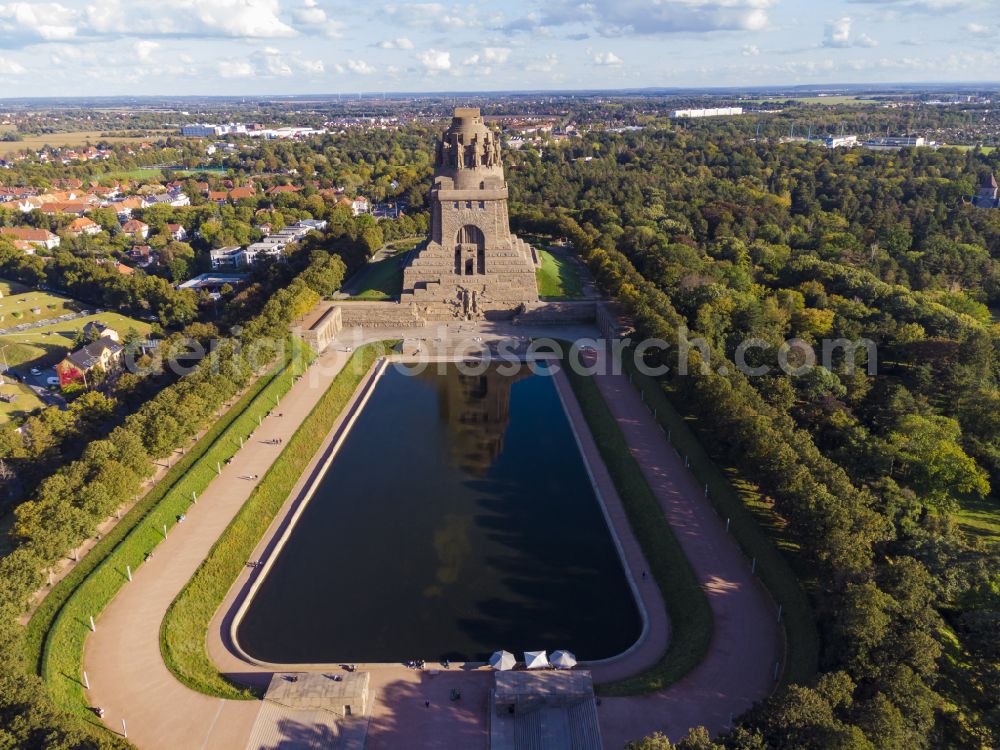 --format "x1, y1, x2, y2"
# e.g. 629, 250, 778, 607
47, 377, 60, 387
30, 367, 41, 375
